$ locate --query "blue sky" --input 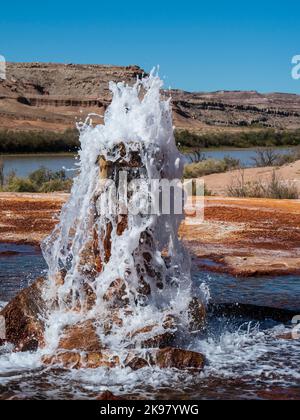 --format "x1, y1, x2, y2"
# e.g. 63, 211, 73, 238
0, 0, 299, 93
